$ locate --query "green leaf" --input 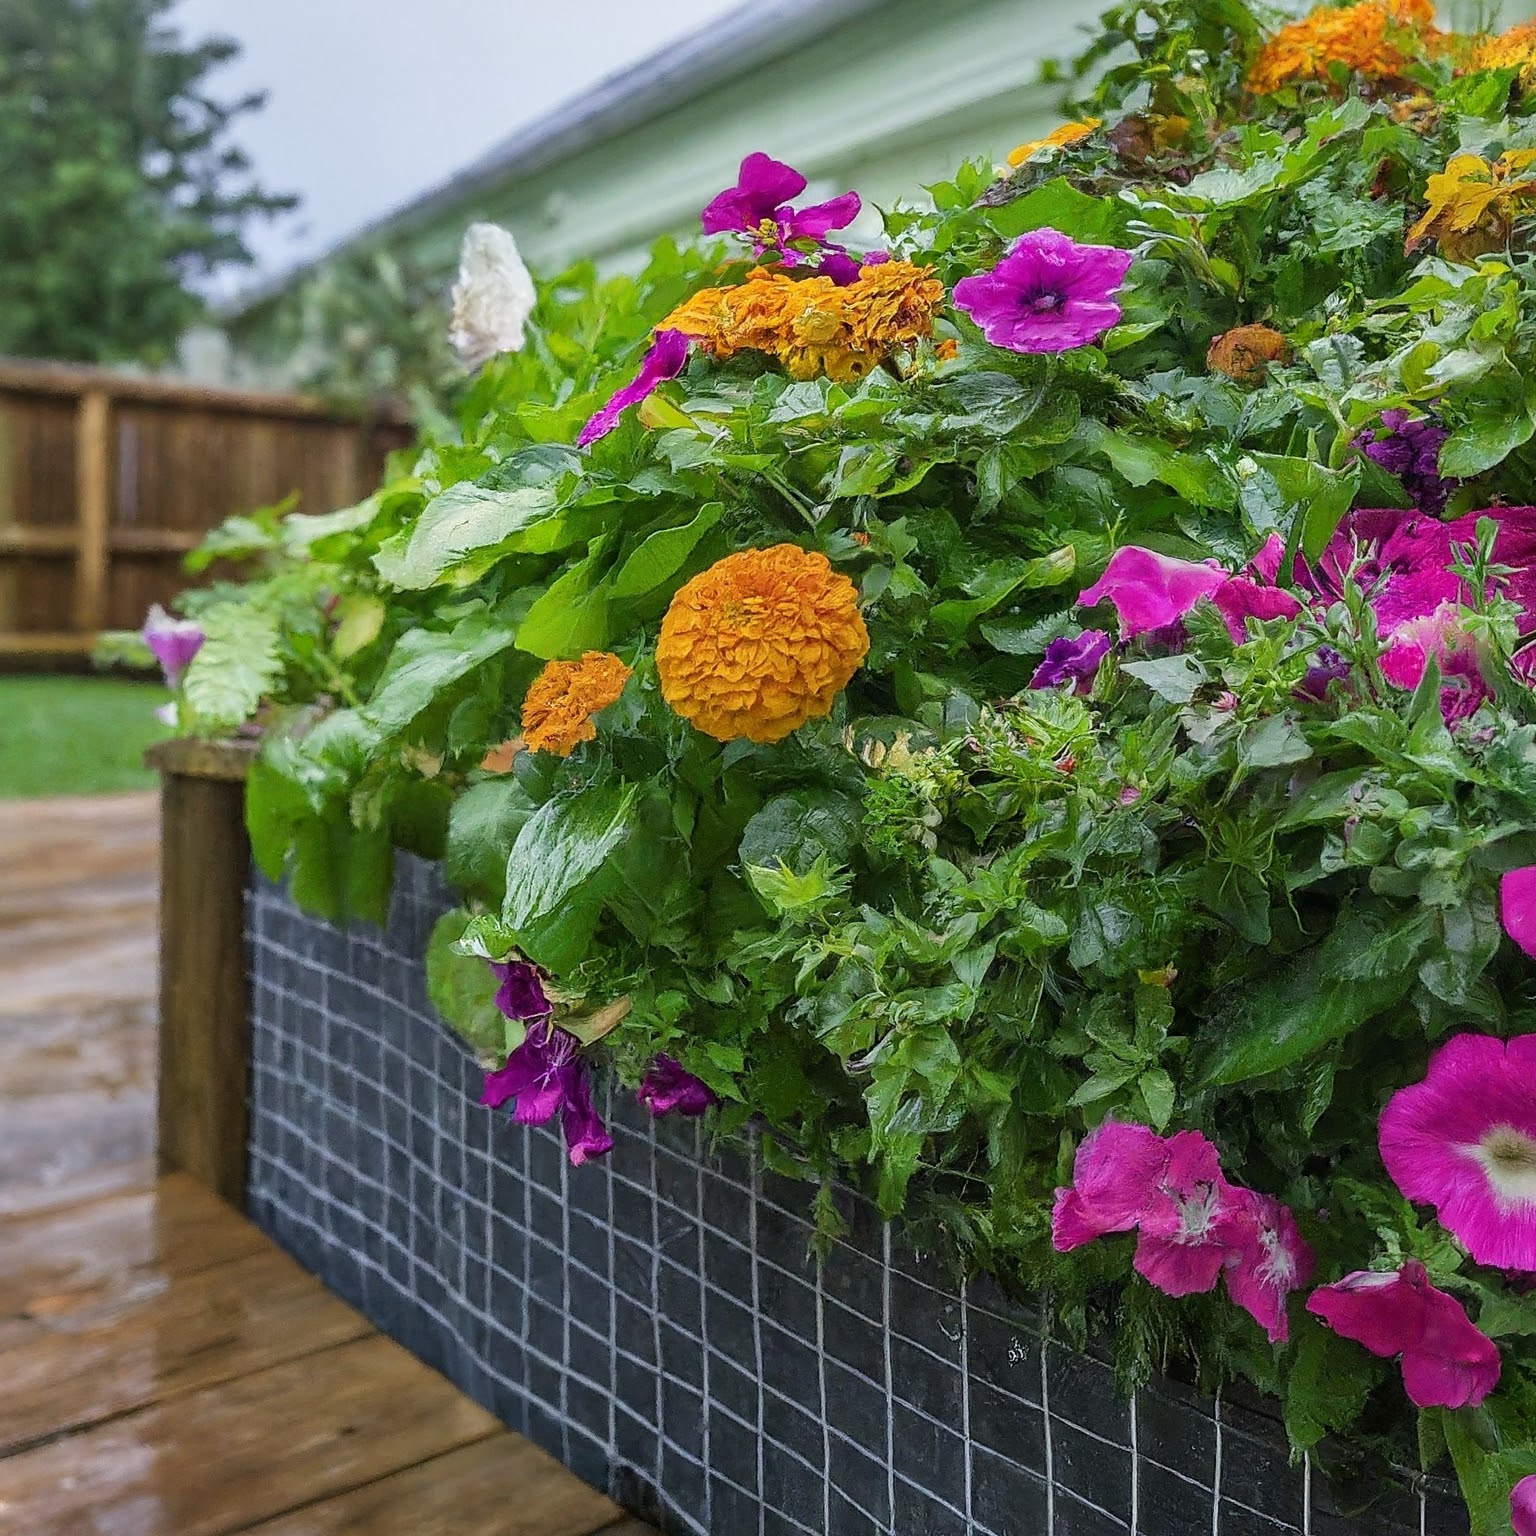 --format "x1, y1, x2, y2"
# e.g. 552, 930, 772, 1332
986, 178, 1126, 244
516, 550, 613, 659
446, 778, 537, 908
739, 790, 861, 875
503, 782, 638, 932
1080, 421, 1230, 508
1239, 454, 1360, 561
1440, 406, 1536, 480
930, 548, 1076, 640
1283, 1317, 1382, 1451
610, 502, 723, 599
365, 617, 517, 736
181, 603, 283, 733
426, 910, 506, 1053
373, 483, 566, 590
